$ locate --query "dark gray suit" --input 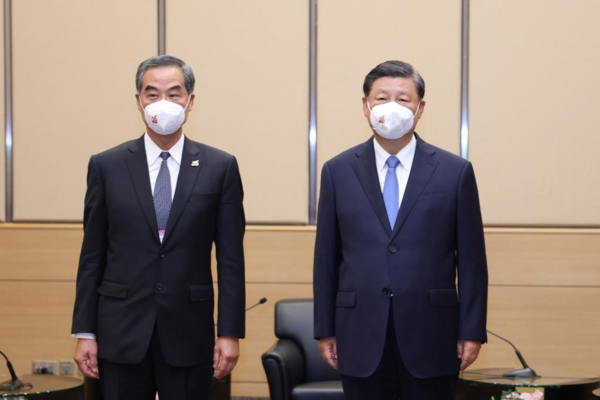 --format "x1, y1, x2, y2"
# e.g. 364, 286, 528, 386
72, 135, 246, 369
